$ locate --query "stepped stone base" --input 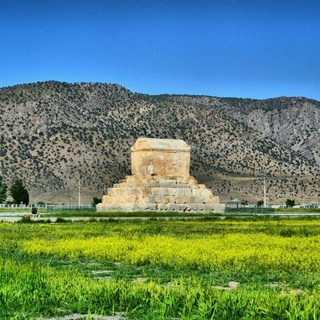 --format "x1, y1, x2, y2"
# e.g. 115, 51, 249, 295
97, 176, 225, 213
97, 138, 225, 214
